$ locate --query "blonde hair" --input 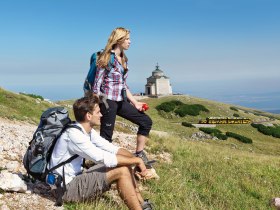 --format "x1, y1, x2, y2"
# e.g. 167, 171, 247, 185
97, 27, 130, 69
